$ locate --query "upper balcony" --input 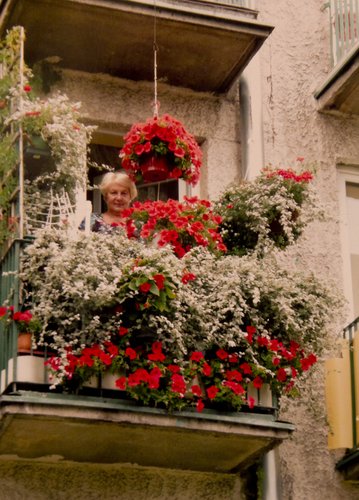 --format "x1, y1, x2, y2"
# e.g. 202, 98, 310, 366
0, 0, 273, 94
315, 1, 359, 116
